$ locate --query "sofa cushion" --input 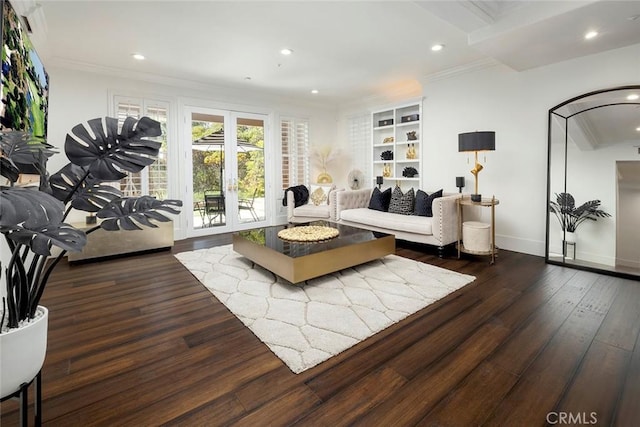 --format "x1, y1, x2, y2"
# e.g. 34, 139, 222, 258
293, 203, 330, 218
414, 189, 443, 217
309, 184, 333, 206
388, 187, 414, 215
341, 208, 433, 236
368, 187, 392, 212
